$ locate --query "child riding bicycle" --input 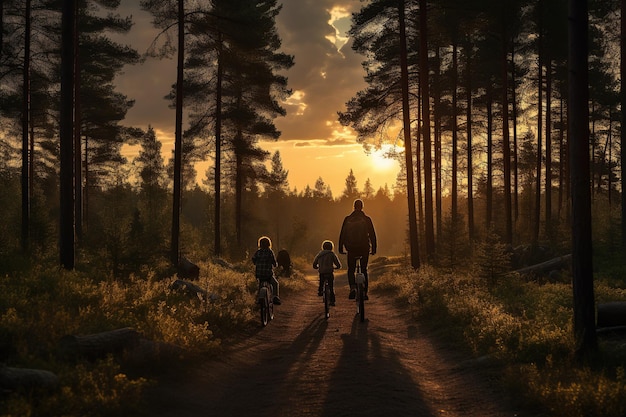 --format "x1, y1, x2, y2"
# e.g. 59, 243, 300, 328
312, 240, 341, 305
252, 236, 281, 305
